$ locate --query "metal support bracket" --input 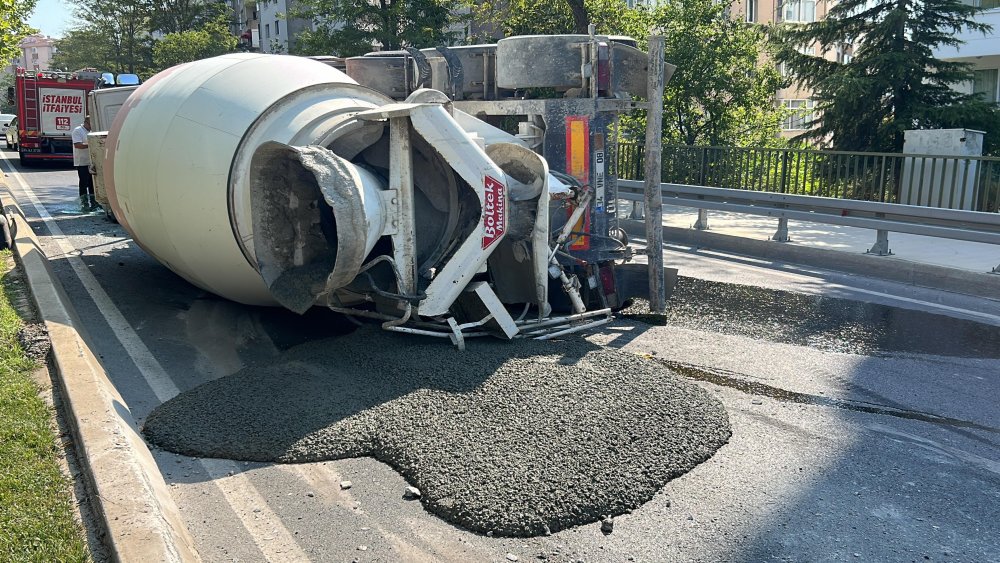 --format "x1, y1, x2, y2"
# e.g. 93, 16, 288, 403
388, 118, 417, 295
772, 217, 790, 242
693, 208, 709, 231
867, 229, 892, 256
